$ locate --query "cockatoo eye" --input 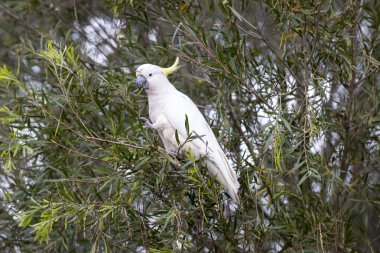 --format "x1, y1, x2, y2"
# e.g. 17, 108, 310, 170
149, 73, 152, 77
